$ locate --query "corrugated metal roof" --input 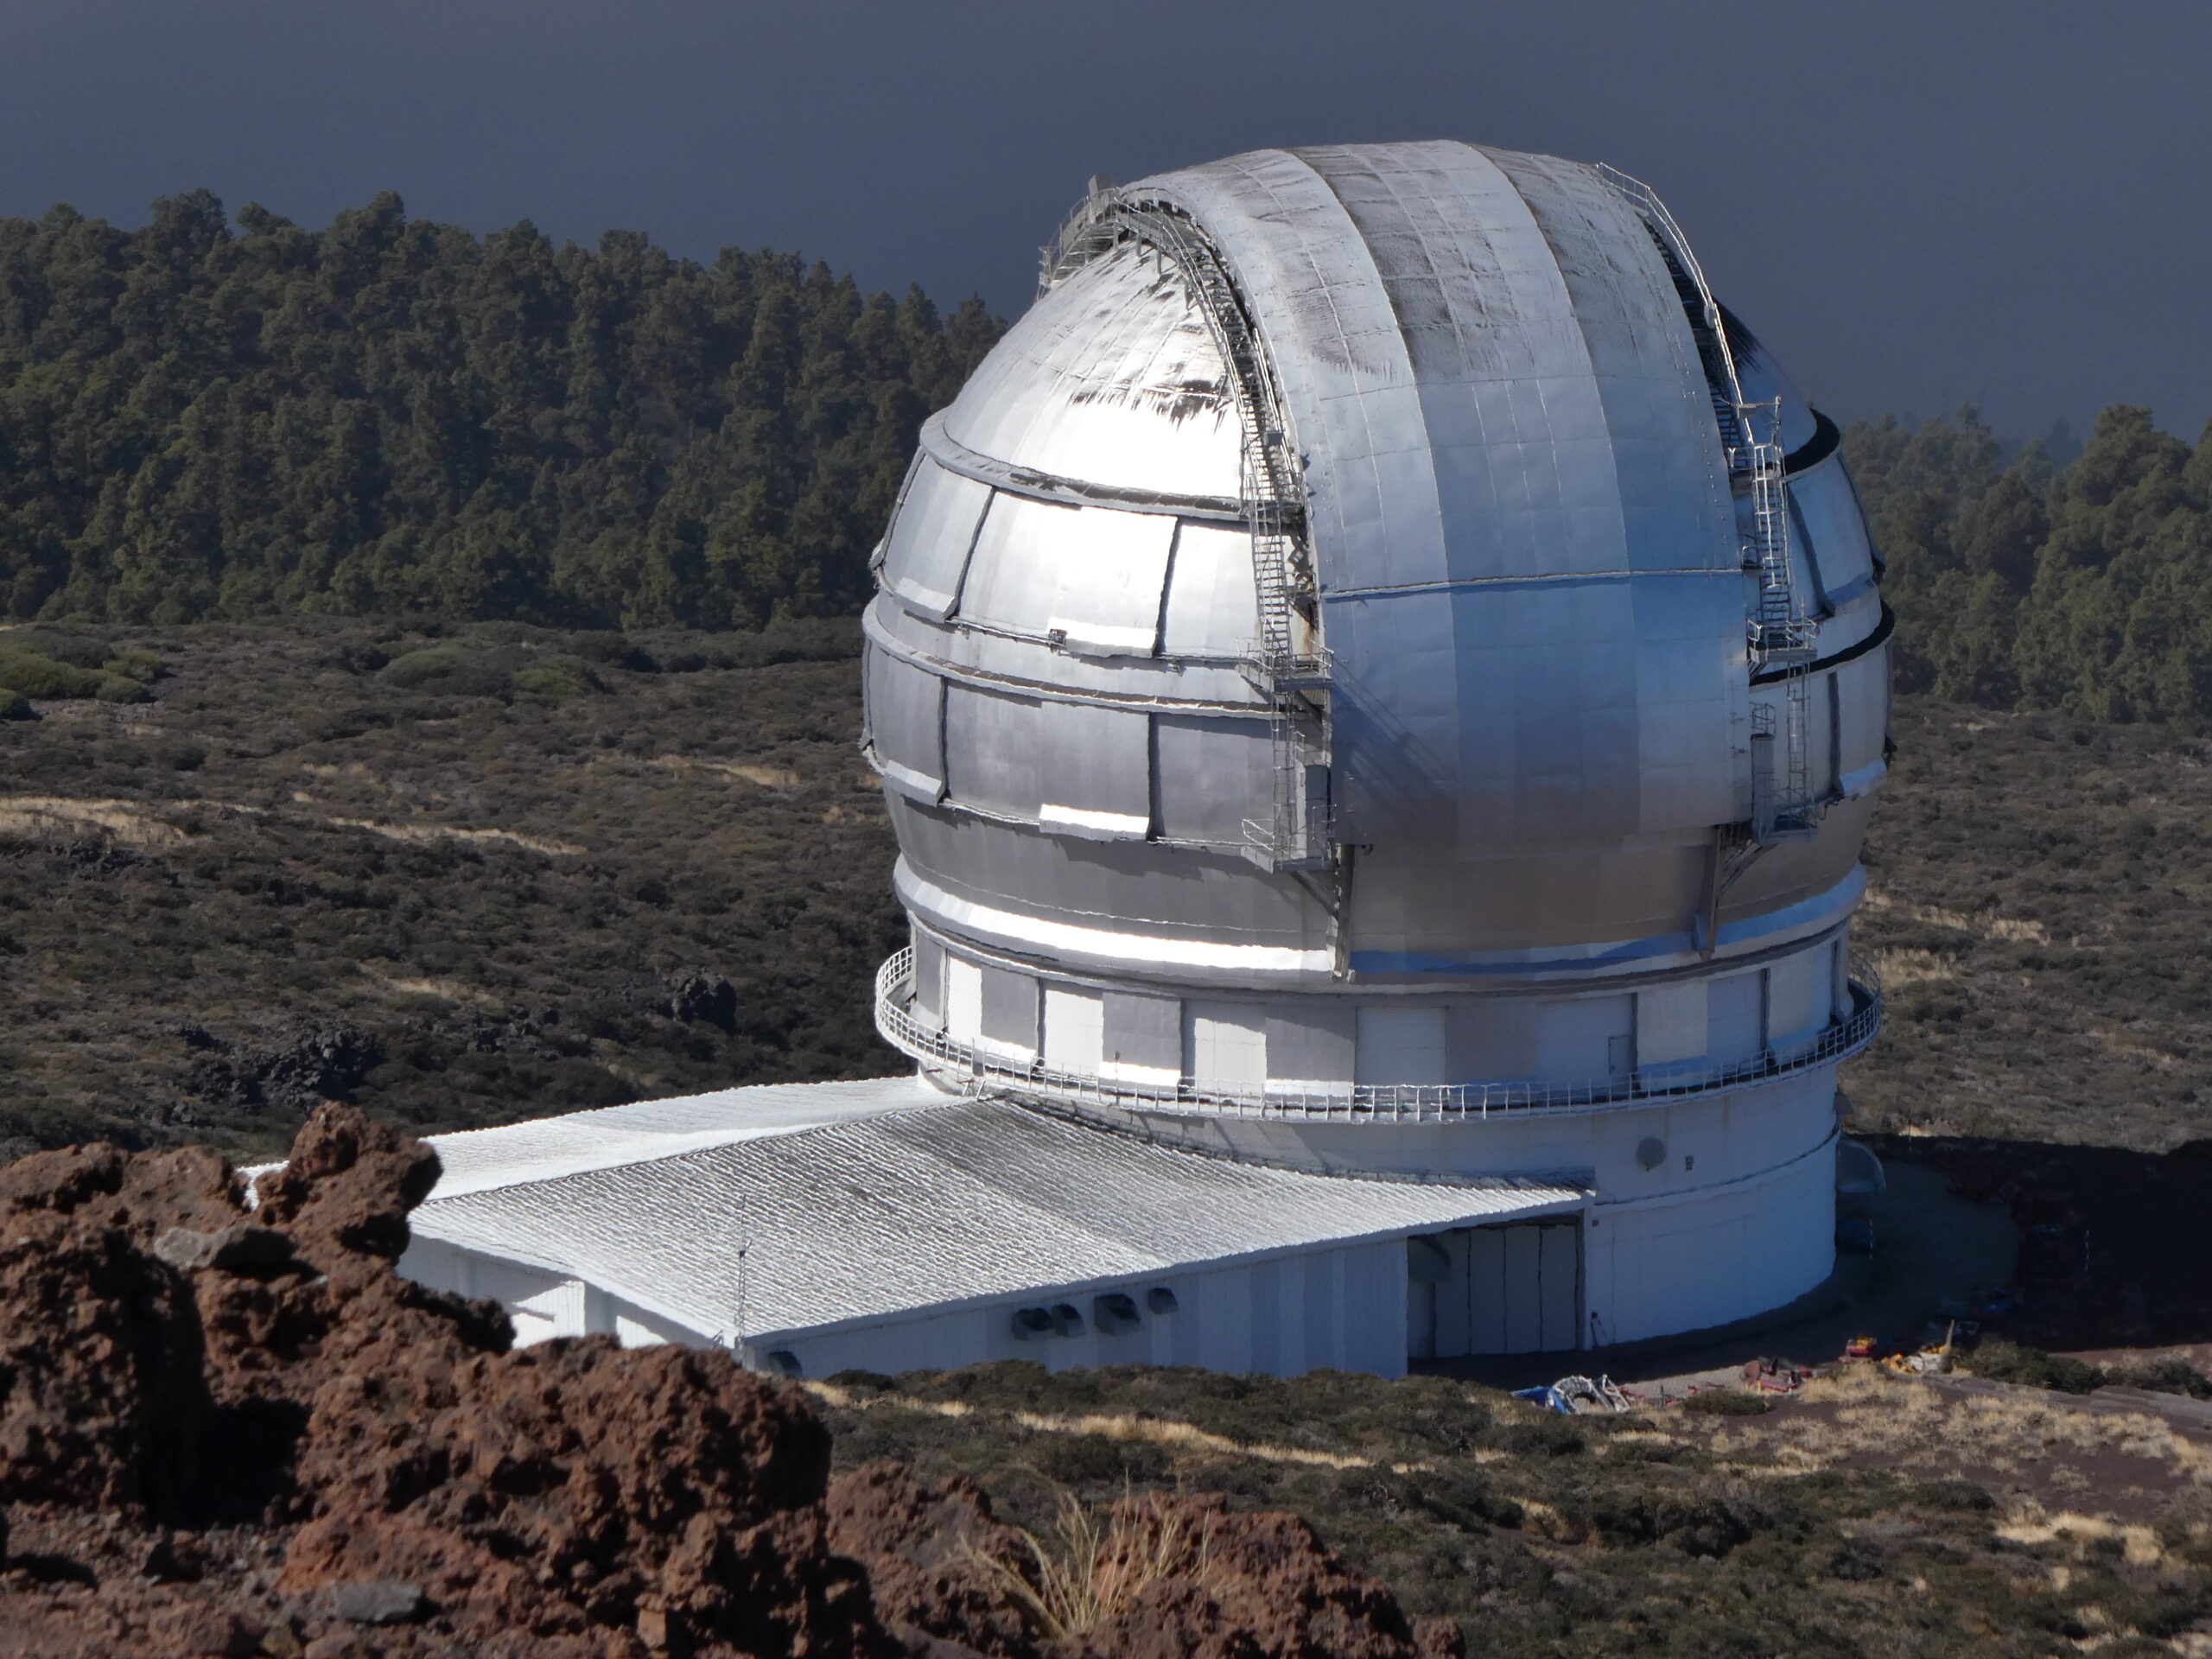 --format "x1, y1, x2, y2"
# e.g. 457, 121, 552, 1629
412, 1091, 1585, 1344
419, 1075, 938, 1199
